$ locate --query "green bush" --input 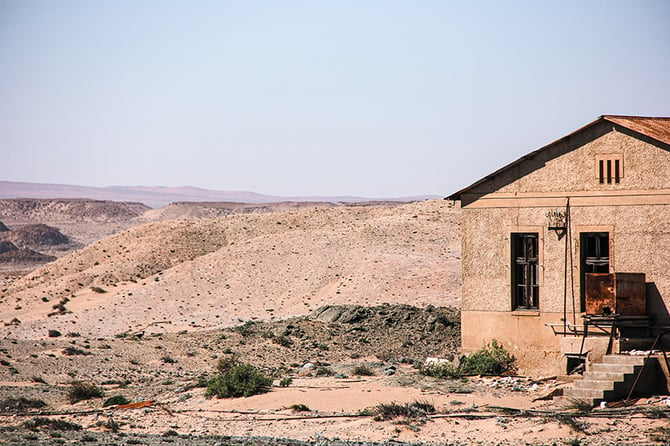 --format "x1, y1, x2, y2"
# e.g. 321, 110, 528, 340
419, 340, 516, 379
205, 364, 272, 398
459, 340, 516, 376
279, 377, 293, 387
